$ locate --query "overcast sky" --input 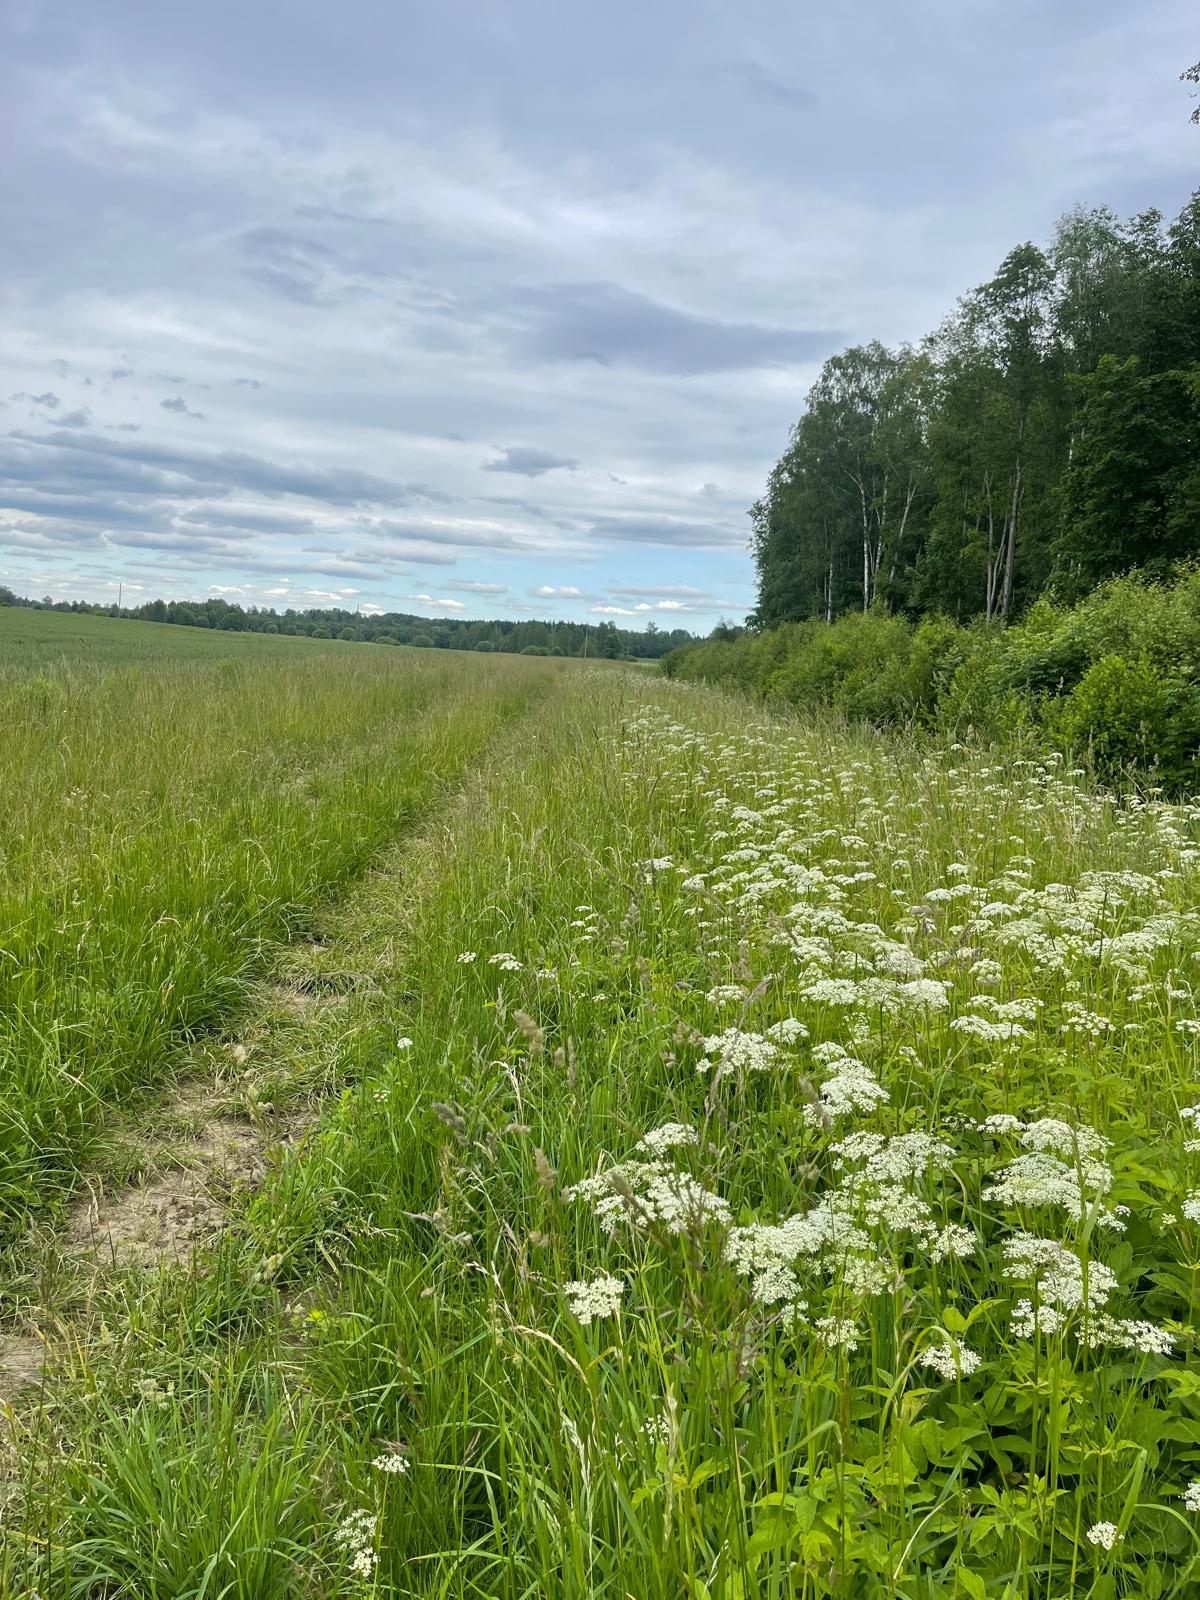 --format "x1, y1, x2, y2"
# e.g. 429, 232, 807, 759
1, 2, 1196, 630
